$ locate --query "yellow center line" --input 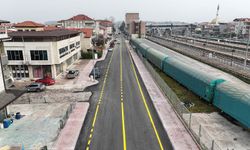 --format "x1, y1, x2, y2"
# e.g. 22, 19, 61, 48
85, 50, 115, 150
127, 42, 165, 150
120, 41, 127, 150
